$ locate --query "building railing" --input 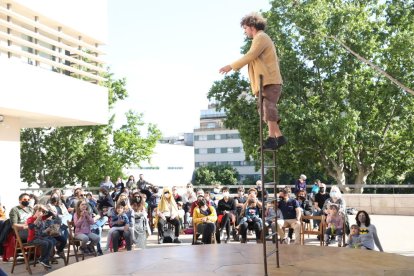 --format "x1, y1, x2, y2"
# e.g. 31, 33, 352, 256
20, 184, 414, 197
0, 1, 106, 84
